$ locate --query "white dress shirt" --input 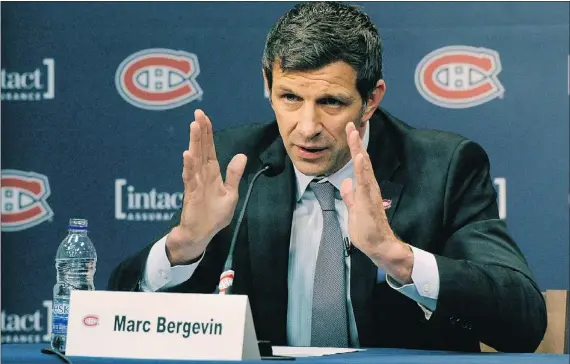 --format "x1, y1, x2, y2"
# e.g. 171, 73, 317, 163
140, 121, 440, 347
